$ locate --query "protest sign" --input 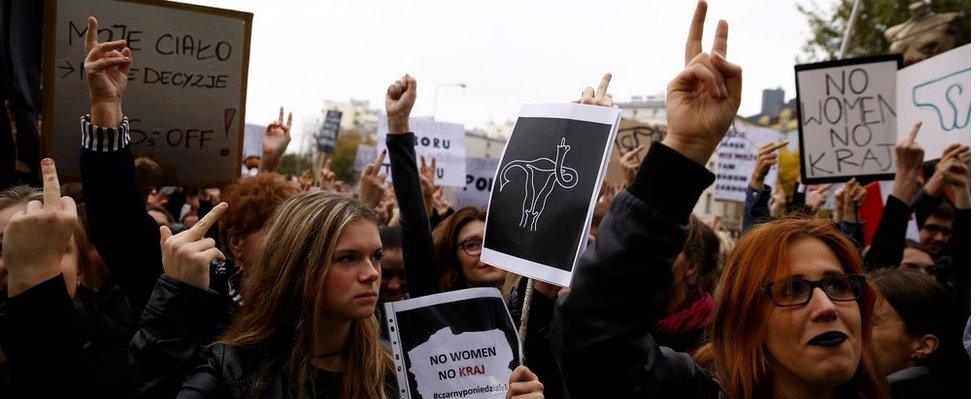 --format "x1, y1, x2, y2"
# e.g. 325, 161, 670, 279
795, 55, 901, 183
242, 123, 264, 159
317, 110, 342, 153
603, 119, 665, 186
482, 104, 621, 287
42, 0, 252, 186
897, 44, 971, 160
353, 144, 377, 172
385, 288, 520, 399
713, 124, 782, 202
456, 157, 500, 209
377, 117, 467, 187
